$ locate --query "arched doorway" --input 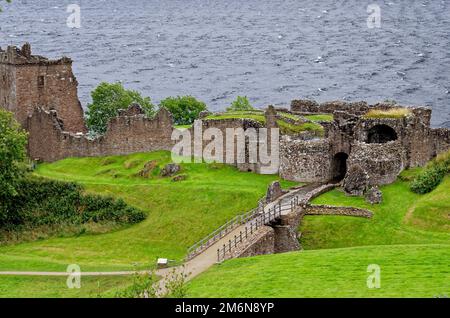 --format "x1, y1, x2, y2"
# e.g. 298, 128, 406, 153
331, 152, 348, 181
367, 124, 397, 143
